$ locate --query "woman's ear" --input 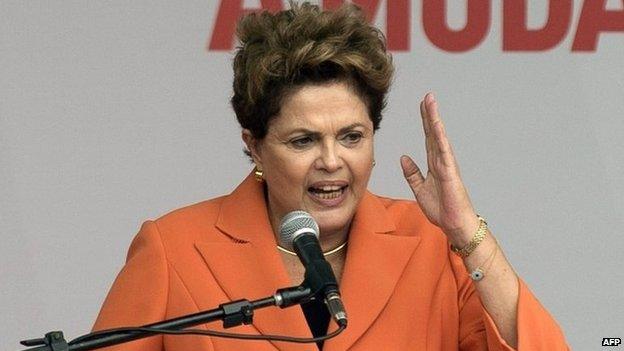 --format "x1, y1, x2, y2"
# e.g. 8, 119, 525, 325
242, 129, 262, 167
